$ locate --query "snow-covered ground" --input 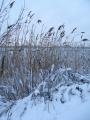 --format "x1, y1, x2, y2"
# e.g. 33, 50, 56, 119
0, 67, 90, 120
0, 81, 90, 120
